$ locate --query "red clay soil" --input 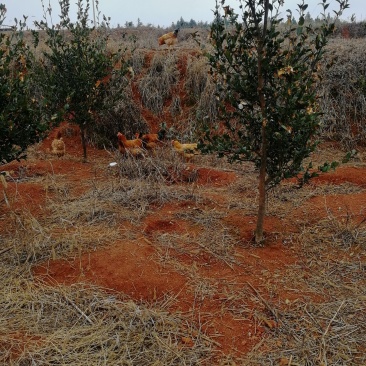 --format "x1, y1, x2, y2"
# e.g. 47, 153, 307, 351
0, 332, 43, 363
2, 124, 366, 358
313, 166, 366, 187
